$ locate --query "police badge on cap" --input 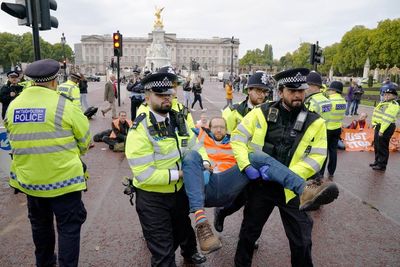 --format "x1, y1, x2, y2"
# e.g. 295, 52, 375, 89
141, 65, 177, 95
274, 68, 310, 90
247, 71, 273, 91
